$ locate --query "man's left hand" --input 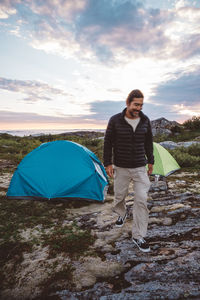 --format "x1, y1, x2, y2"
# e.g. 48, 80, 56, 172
148, 164, 153, 175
